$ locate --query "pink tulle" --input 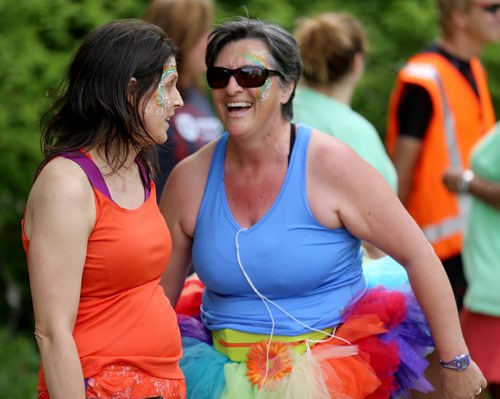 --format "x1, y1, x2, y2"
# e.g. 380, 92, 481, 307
175, 277, 204, 317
